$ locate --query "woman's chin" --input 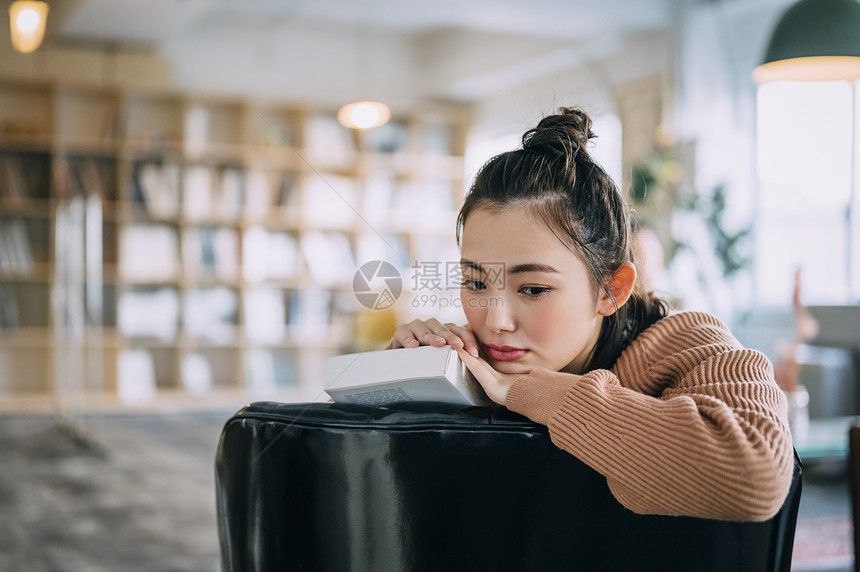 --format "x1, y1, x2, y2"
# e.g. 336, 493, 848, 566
489, 359, 533, 375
